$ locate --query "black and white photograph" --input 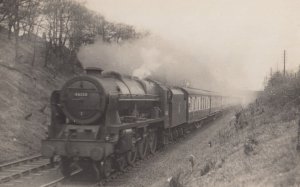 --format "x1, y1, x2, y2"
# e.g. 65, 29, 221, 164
0, 0, 299, 186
